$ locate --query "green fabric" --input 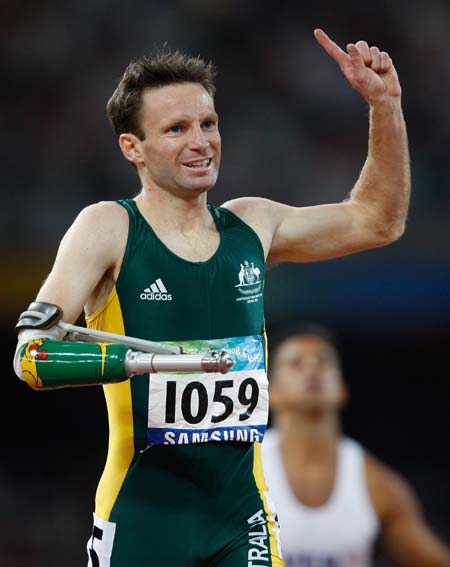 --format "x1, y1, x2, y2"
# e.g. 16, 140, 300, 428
109, 443, 274, 566
104, 200, 280, 566
115, 199, 266, 452
20, 340, 127, 389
